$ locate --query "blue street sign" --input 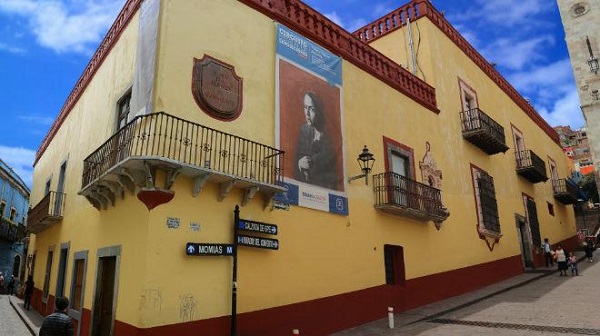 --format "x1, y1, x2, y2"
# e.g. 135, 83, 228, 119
186, 243, 234, 256
237, 235, 279, 250
238, 219, 278, 235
